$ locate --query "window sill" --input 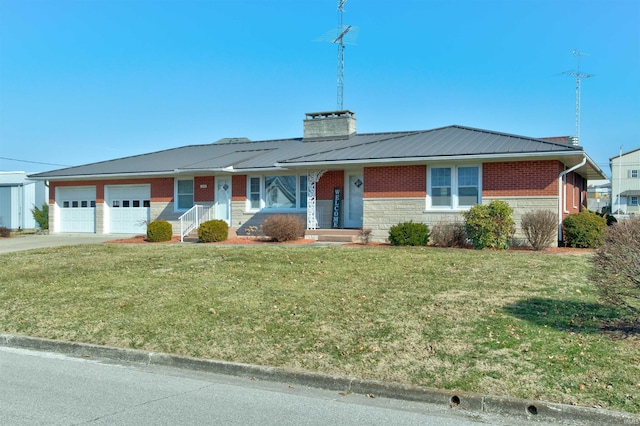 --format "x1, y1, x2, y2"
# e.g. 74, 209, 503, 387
244, 208, 307, 214
424, 207, 473, 213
